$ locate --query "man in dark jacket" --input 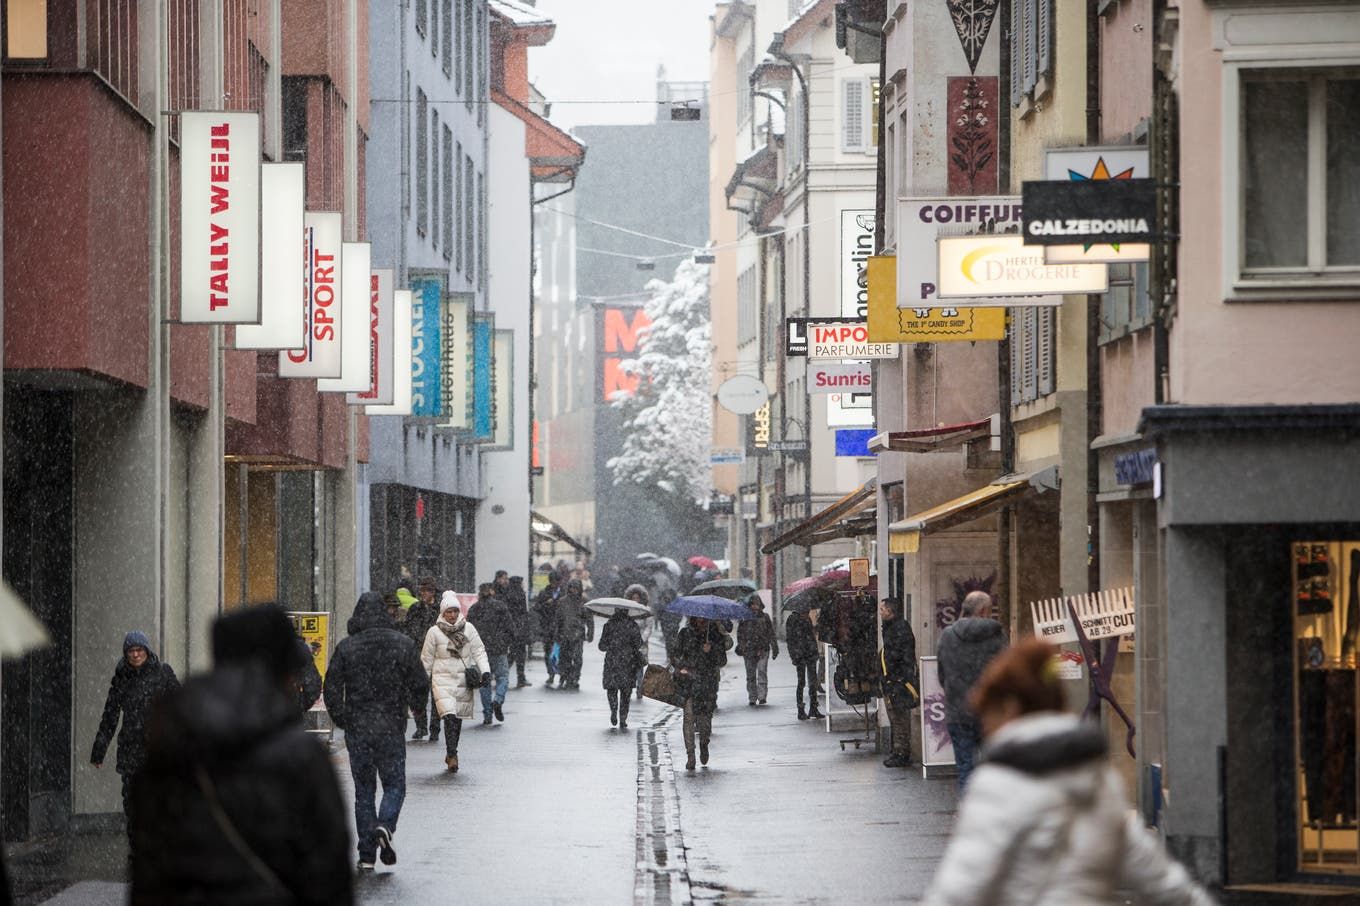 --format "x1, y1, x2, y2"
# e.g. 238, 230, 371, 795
503, 574, 533, 687
936, 590, 1007, 789
879, 597, 919, 768
467, 582, 513, 724
554, 579, 589, 689
735, 597, 778, 706
785, 610, 823, 720
533, 574, 562, 686
91, 630, 180, 849
130, 605, 352, 904
400, 576, 441, 740
323, 592, 427, 871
